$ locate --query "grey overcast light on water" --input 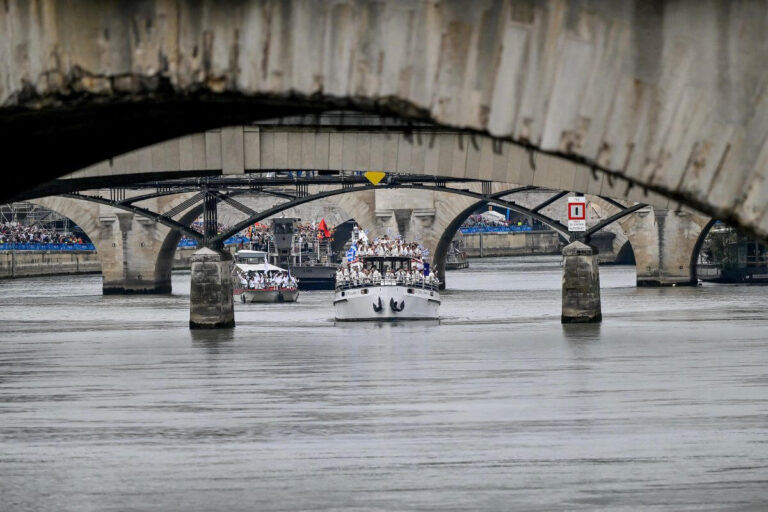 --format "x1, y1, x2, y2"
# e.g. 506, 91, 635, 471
1, 255, 767, 511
